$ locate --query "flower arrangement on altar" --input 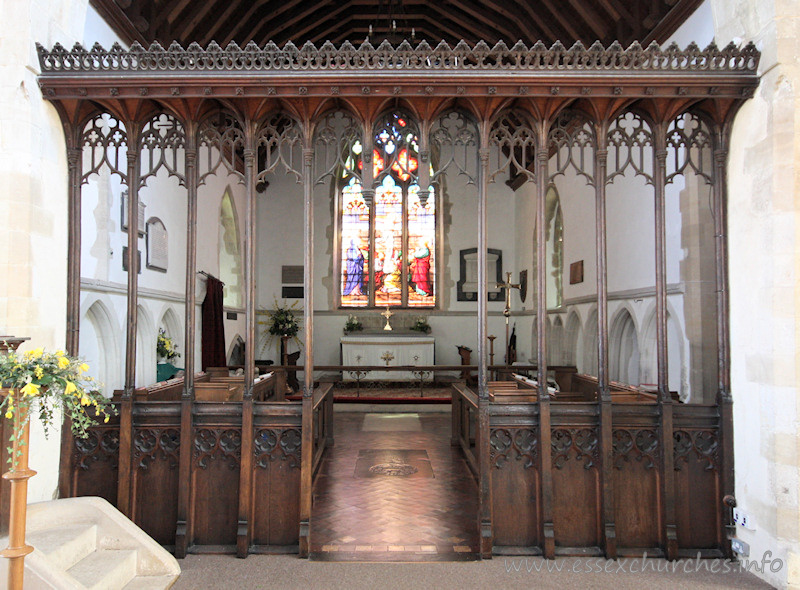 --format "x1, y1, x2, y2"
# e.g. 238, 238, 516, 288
0, 345, 116, 466
157, 328, 181, 362
409, 316, 432, 334
343, 315, 363, 335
